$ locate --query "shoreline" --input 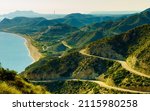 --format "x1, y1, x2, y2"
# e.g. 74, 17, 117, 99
22, 35, 43, 62
23, 38, 36, 63
1, 31, 43, 63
